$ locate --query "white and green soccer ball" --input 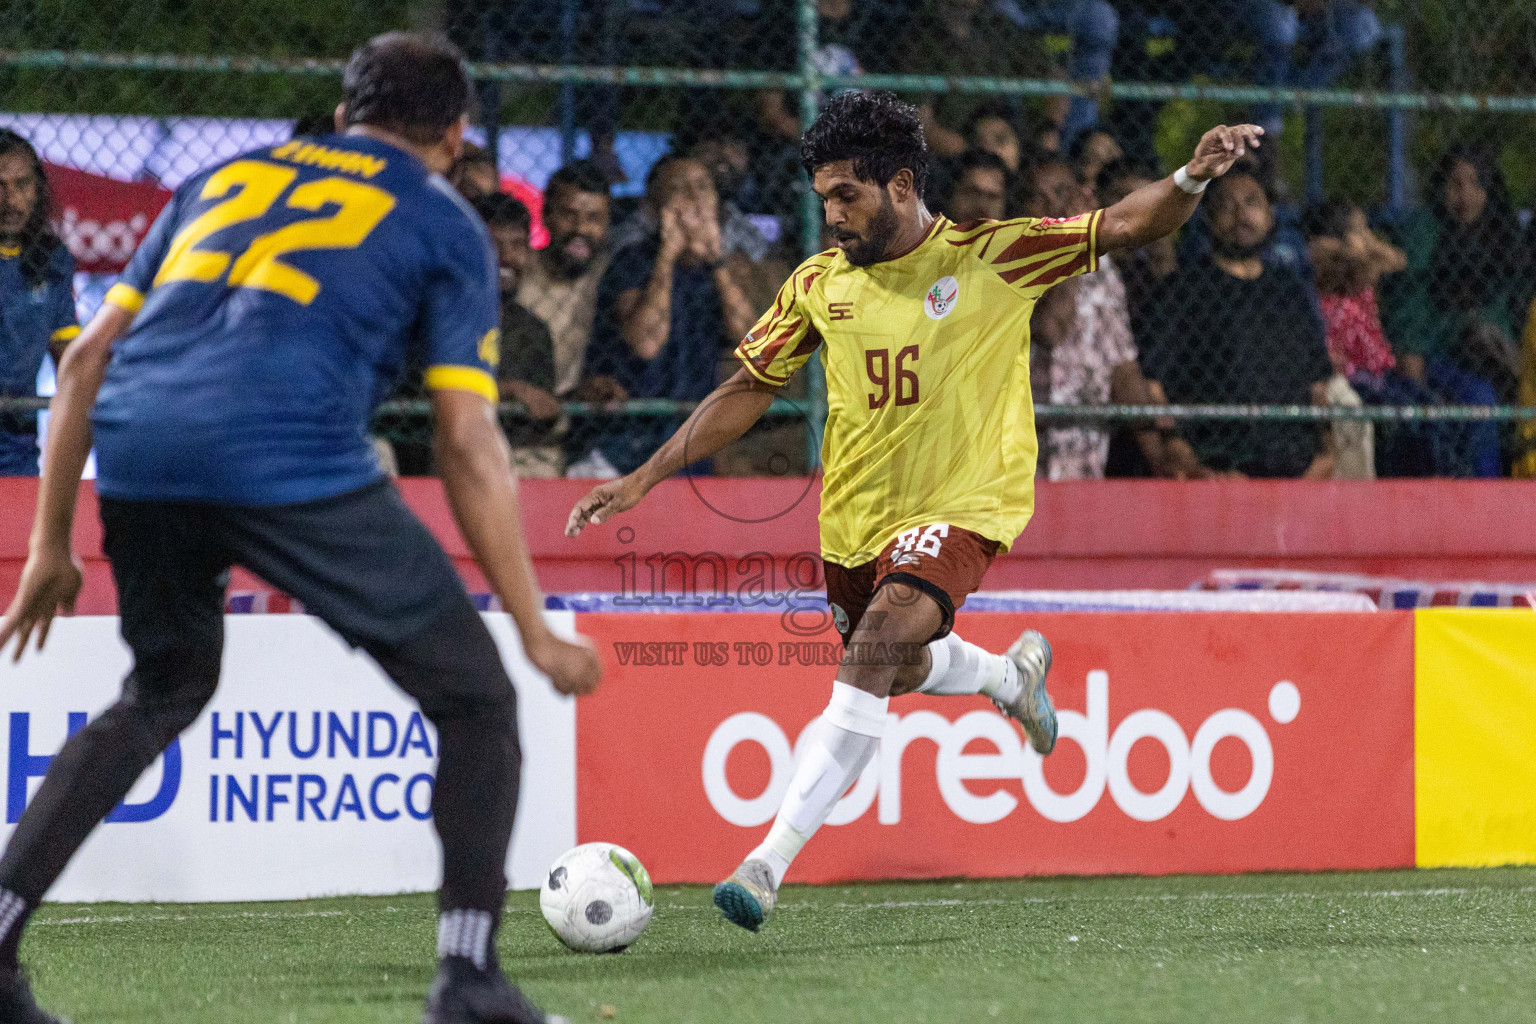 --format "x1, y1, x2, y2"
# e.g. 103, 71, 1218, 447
540, 843, 654, 953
